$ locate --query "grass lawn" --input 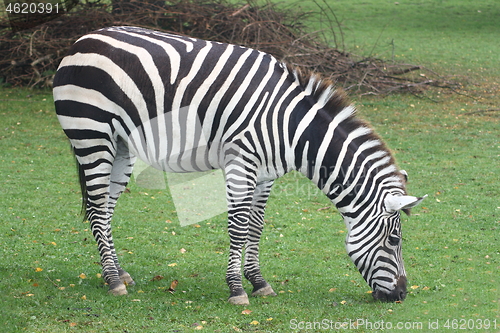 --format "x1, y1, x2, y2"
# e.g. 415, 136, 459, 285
0, 0, 498, 332
307, 0, 500, 78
